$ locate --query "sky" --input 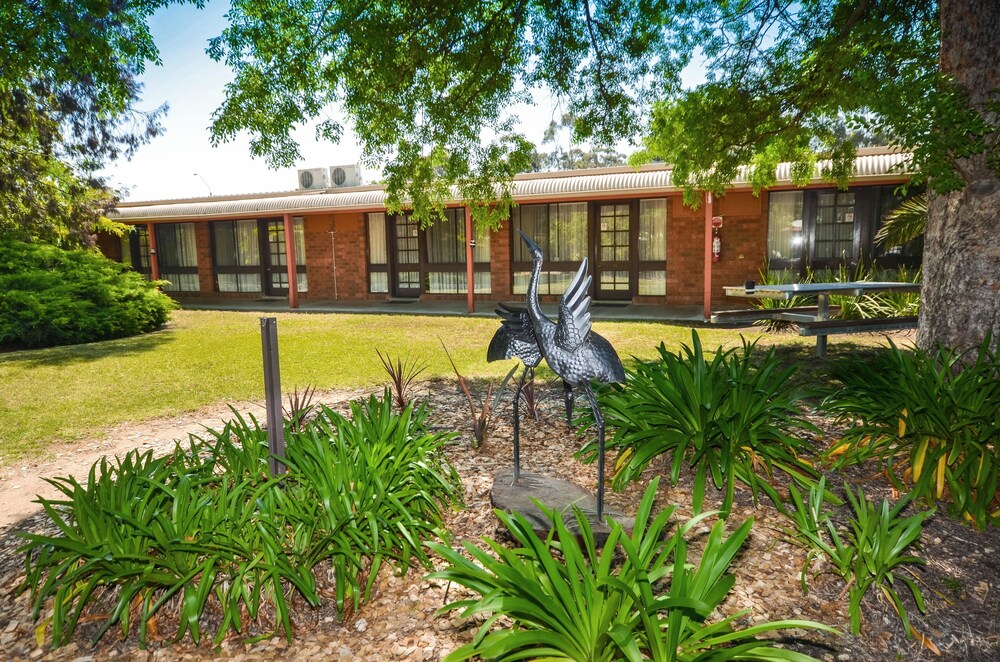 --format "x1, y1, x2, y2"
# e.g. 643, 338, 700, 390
101, 0, 701, 203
